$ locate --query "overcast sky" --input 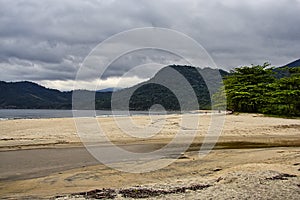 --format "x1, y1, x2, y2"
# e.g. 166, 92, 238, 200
0, 0, 299, 91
